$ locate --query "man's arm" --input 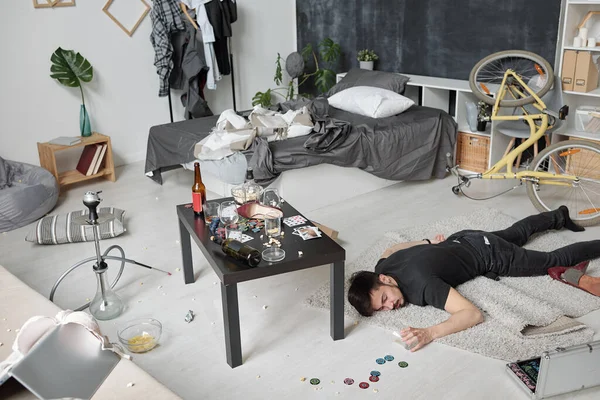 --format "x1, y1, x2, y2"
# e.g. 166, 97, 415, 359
400, 288, 483, 351
380, 234, 446, 259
